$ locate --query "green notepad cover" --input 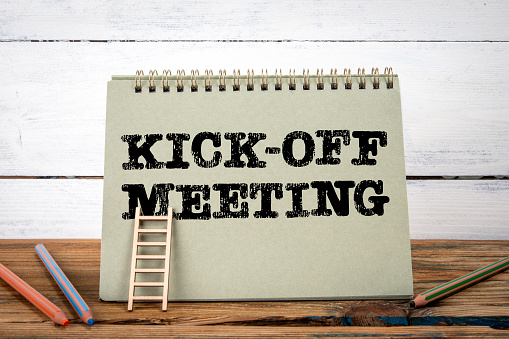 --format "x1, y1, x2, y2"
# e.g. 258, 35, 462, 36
100, 74, 413, 301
